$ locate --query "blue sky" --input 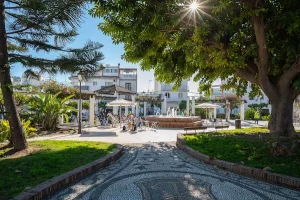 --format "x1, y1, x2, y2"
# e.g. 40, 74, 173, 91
10, 8, 200, 93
